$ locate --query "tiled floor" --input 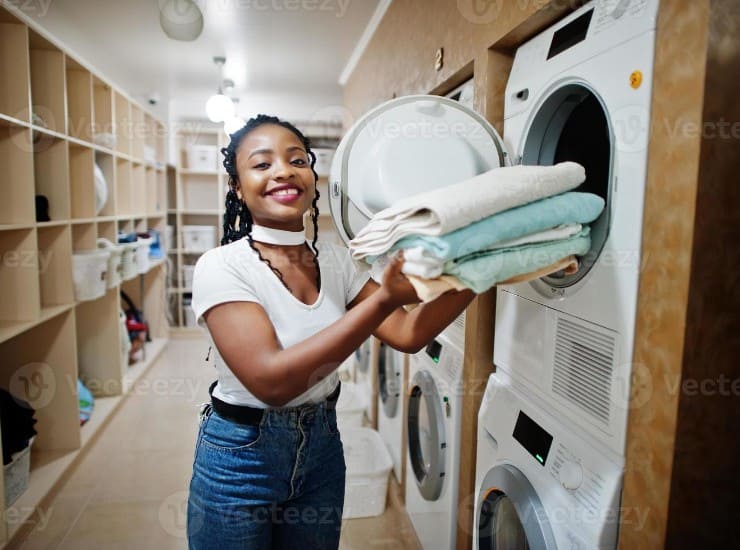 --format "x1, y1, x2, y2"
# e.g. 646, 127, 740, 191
15, 337, 420, 549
